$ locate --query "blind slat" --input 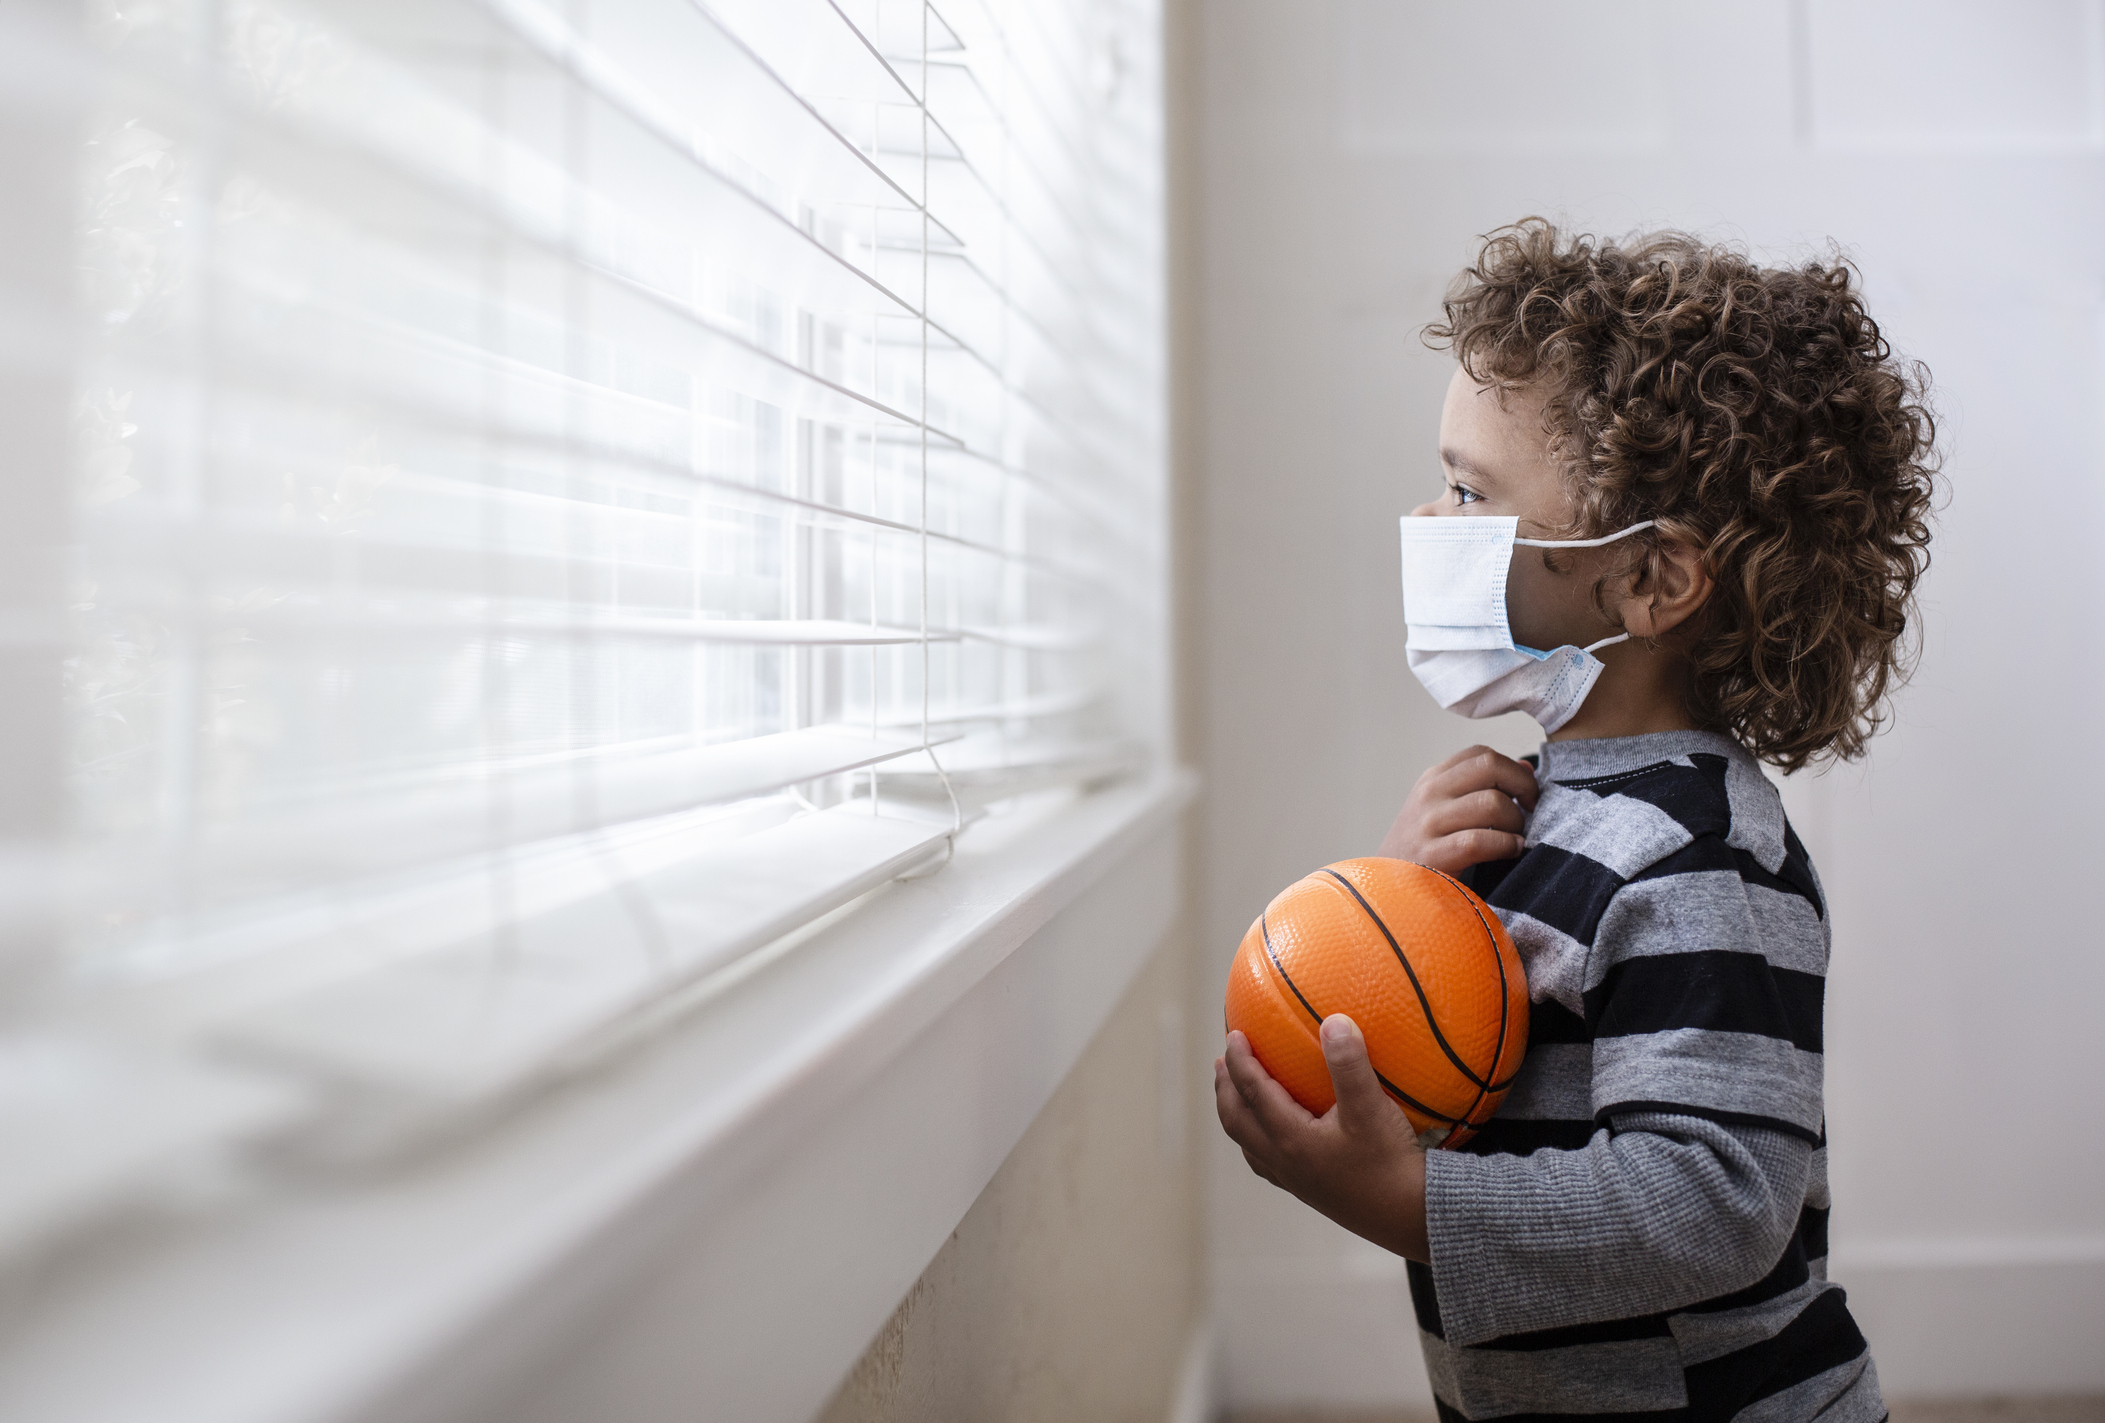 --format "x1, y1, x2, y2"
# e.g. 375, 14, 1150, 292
92, 498, 1116, 600
221, 802, 954, 1120
121, 726, 961, 903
